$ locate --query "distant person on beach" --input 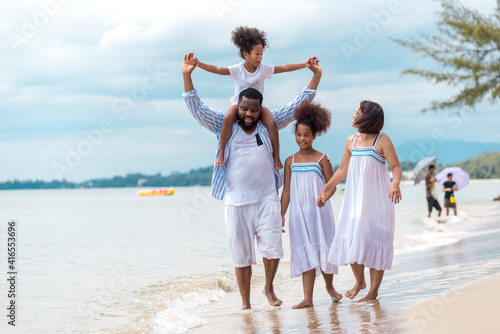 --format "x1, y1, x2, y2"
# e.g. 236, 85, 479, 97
182, 52, 322, 309
317, 101, 402, 302
426, 165, 442, 218
442, 173, 458, 216
191, 26, 317, 169
280, 101, 342, 309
